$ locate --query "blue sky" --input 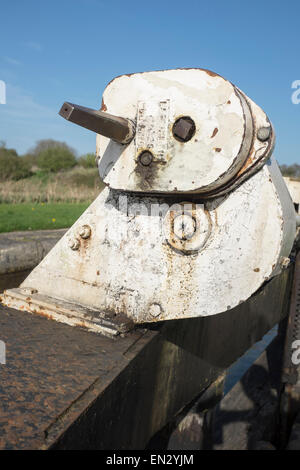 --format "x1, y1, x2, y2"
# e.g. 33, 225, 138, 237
0, 0, 299, 164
